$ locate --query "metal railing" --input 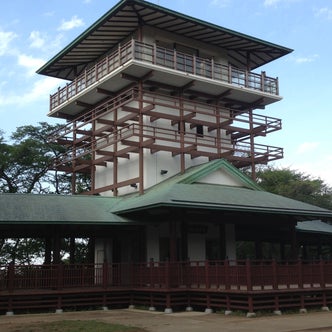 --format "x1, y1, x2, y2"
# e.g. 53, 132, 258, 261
50, 39, 279, 111
51, 123, 283, 169
48, 87, 281, 144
